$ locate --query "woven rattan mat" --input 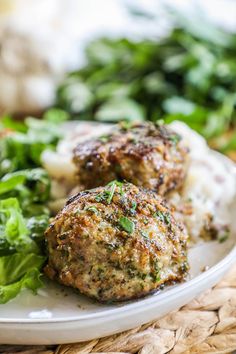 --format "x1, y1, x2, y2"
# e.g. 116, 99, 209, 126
1, 264, 236, 354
